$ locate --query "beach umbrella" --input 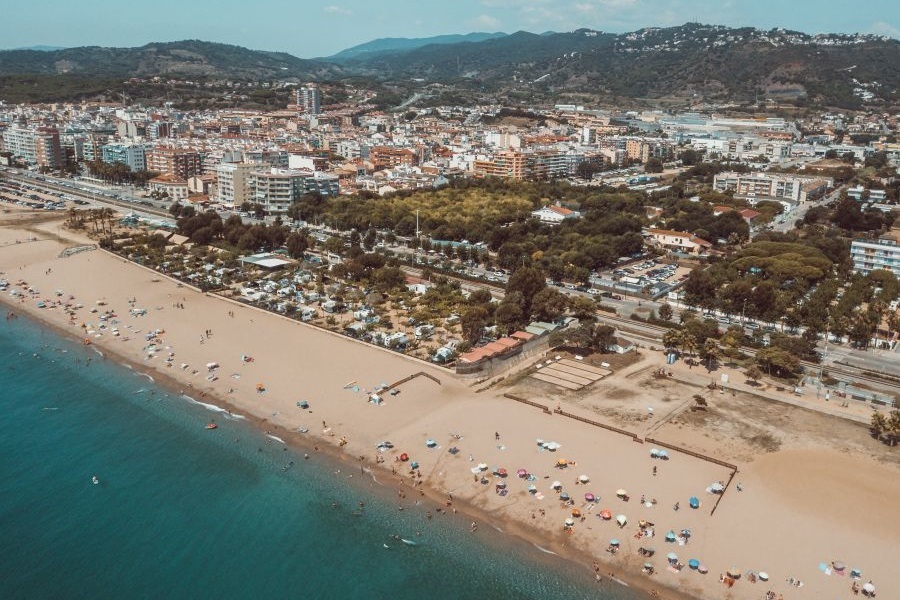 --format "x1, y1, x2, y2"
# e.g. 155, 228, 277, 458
667, 552, 678, 562
410, 461, 419, 470
497, 468, 508, 477
832, 561, 845, 571
578, 474, 590, 483
616, 489, 627, 497
551, 481, 563, 490
571, 508, 581, 517
516, 469, 528, 478
399, 453, 409, 461
496, 481, 507, 488
727, 567, 741, 579
650, 448, 660, 457
560, 492, 571, 501
644, 562, 654, 571
600, 509, 612, 520
528, 484, 537, 493
688, 559, 700, 570
665, 531, 677, 542
710, 482, 725, 493
609, 539, 620, 546
615, 514, 627, 526
425, 439, 437, 447
862, 583, 875, 594
536, 438, 544, 446
556, 459, 568, 467
477, 463, 488, 471
698, 565, 709, 574
584, 493, 595, 502
689, 496, 700, 509
681, 529, 692, 538
448, 447, 460, 455
564, 518, 575, 526
758, 572, 769, 581
658, 450, 669, 459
